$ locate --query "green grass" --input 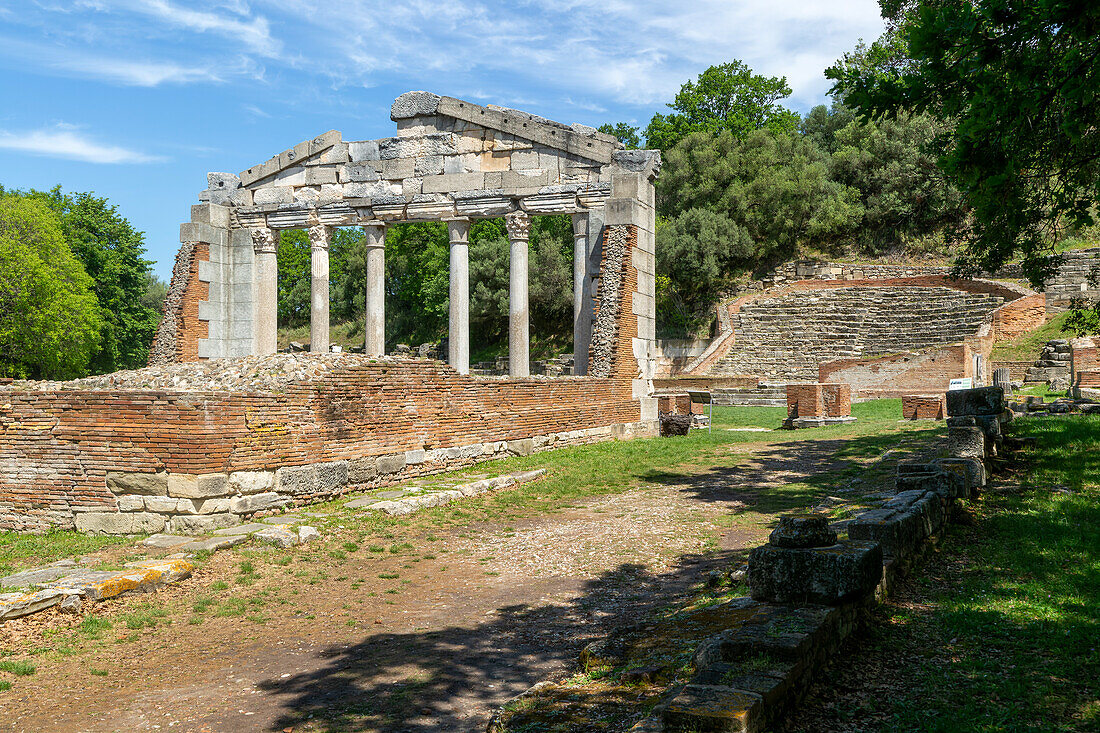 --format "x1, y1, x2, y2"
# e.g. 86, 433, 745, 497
990, 311, 1074, 362
0, 530, 126, 577
853, 414, 1100, 731
0, 660, 35, 676
0, 680, 11, 692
